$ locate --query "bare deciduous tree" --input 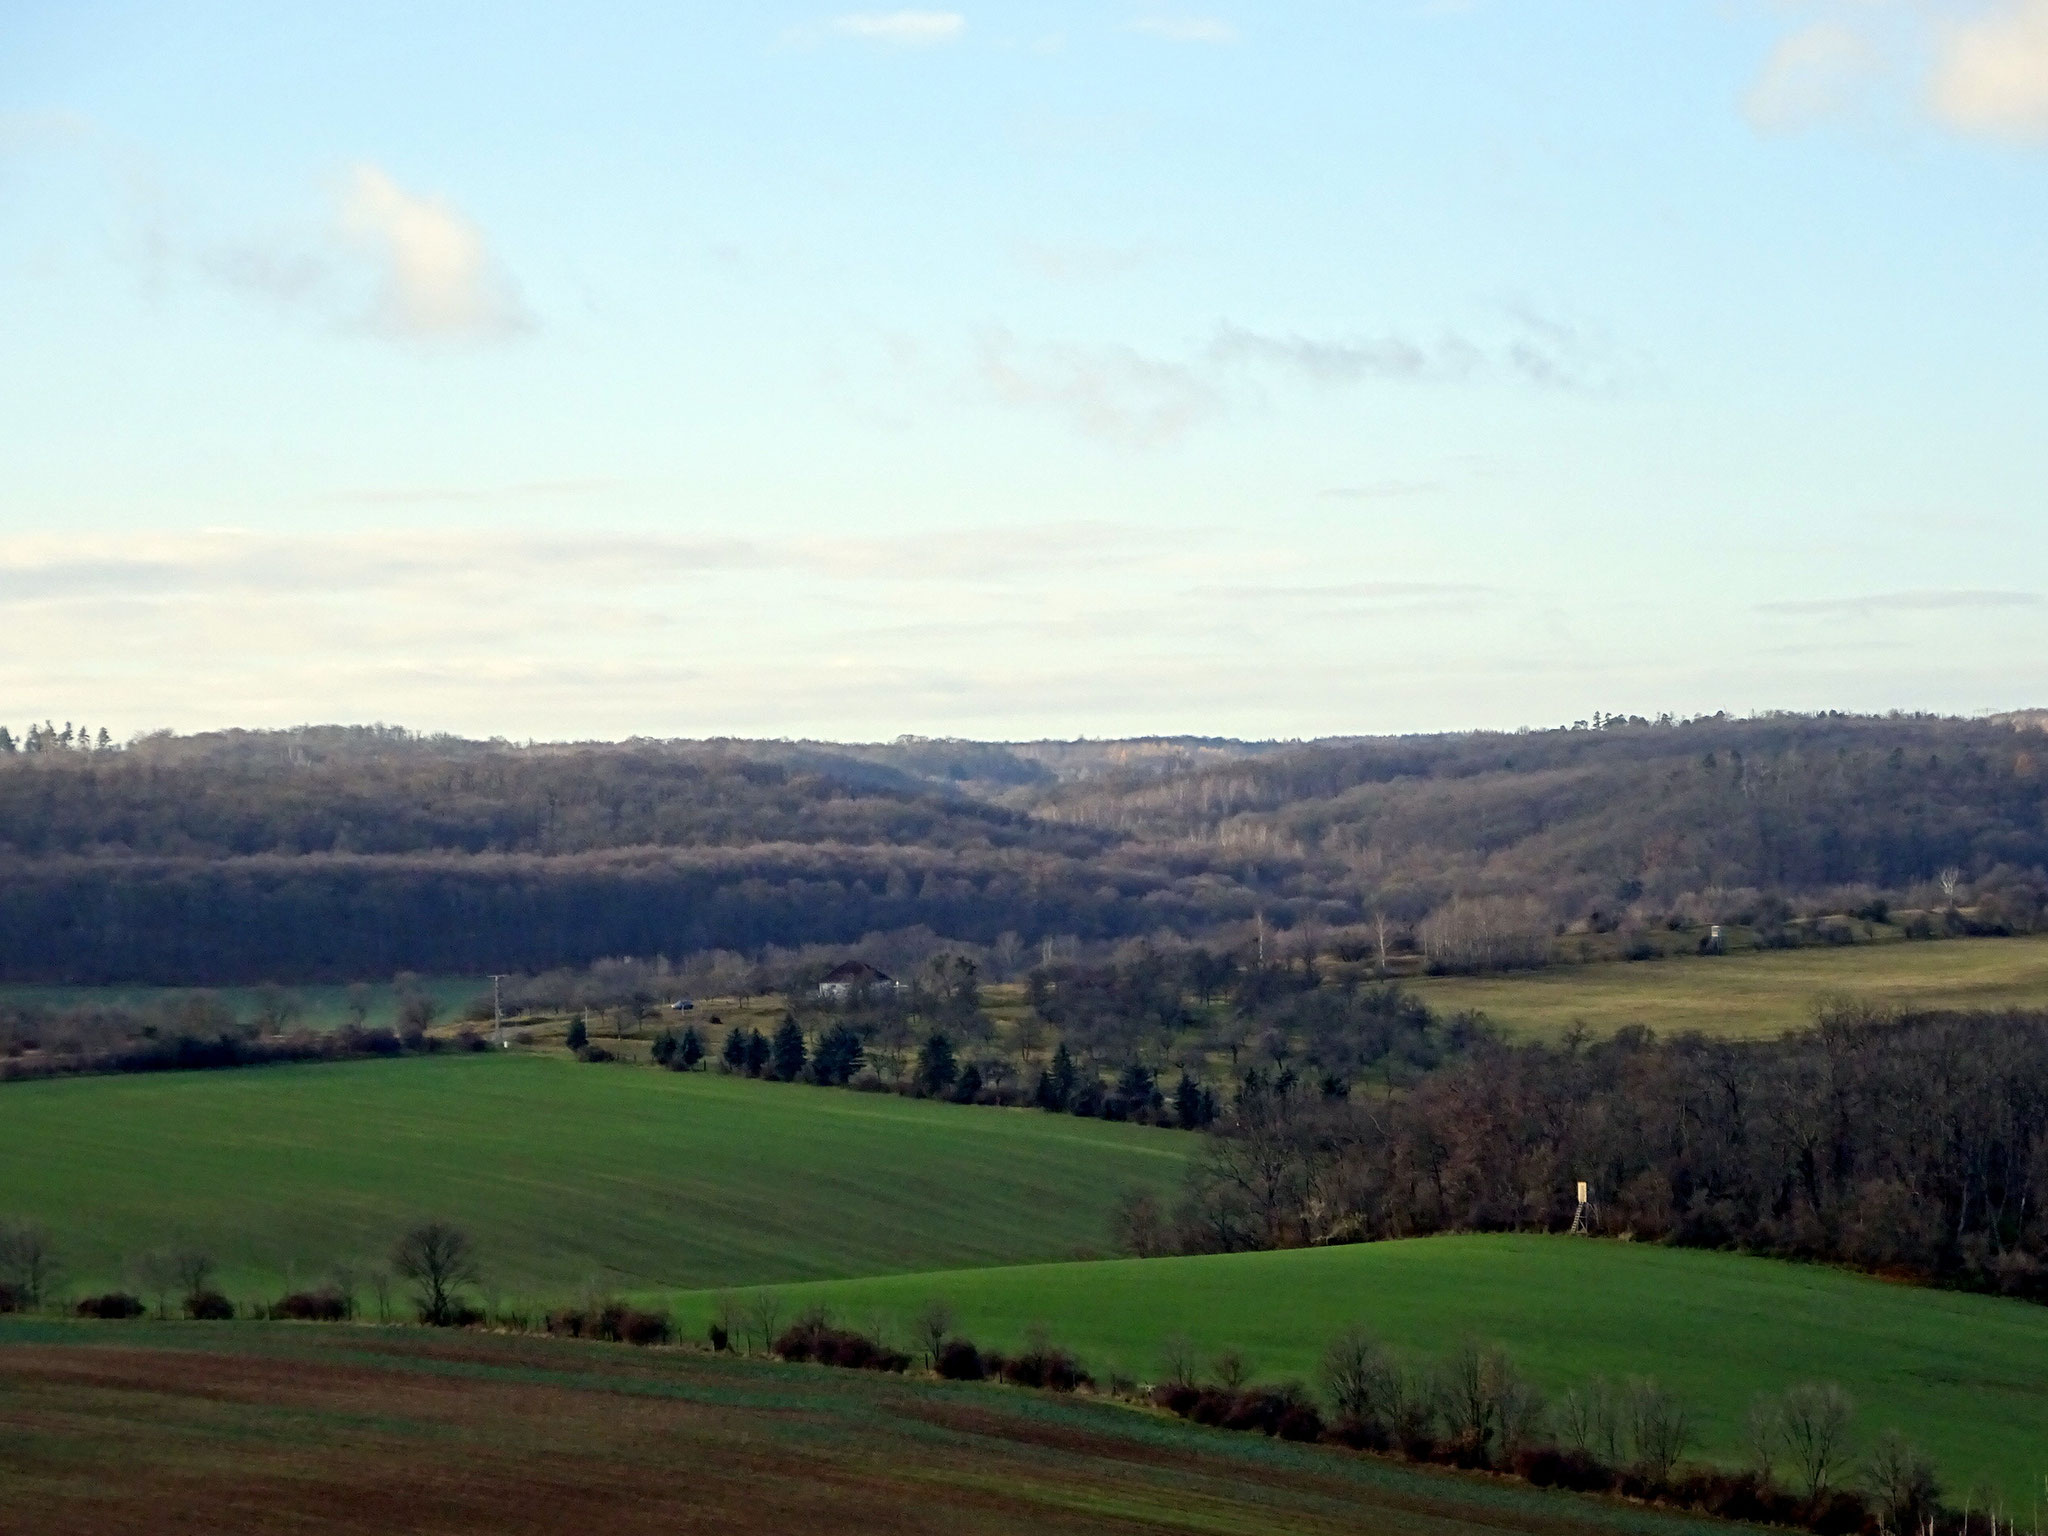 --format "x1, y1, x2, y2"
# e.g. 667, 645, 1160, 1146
742, 1290, 784, 1354
0, 1220, 58, 1311
392, 1221, 479, 1326
1210, 1348, 1251, 1393
1625, 1377, 1690, 1480
1779, 1382, 1855, 1500
913, 1297, 955, 1372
